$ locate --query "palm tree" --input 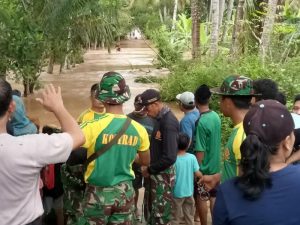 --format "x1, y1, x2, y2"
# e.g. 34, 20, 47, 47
191, 0, 201, 58
221, 0, 235, 43
210, 0, 219, 56
230, 0, 246, 56
259, 0, 279, 62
